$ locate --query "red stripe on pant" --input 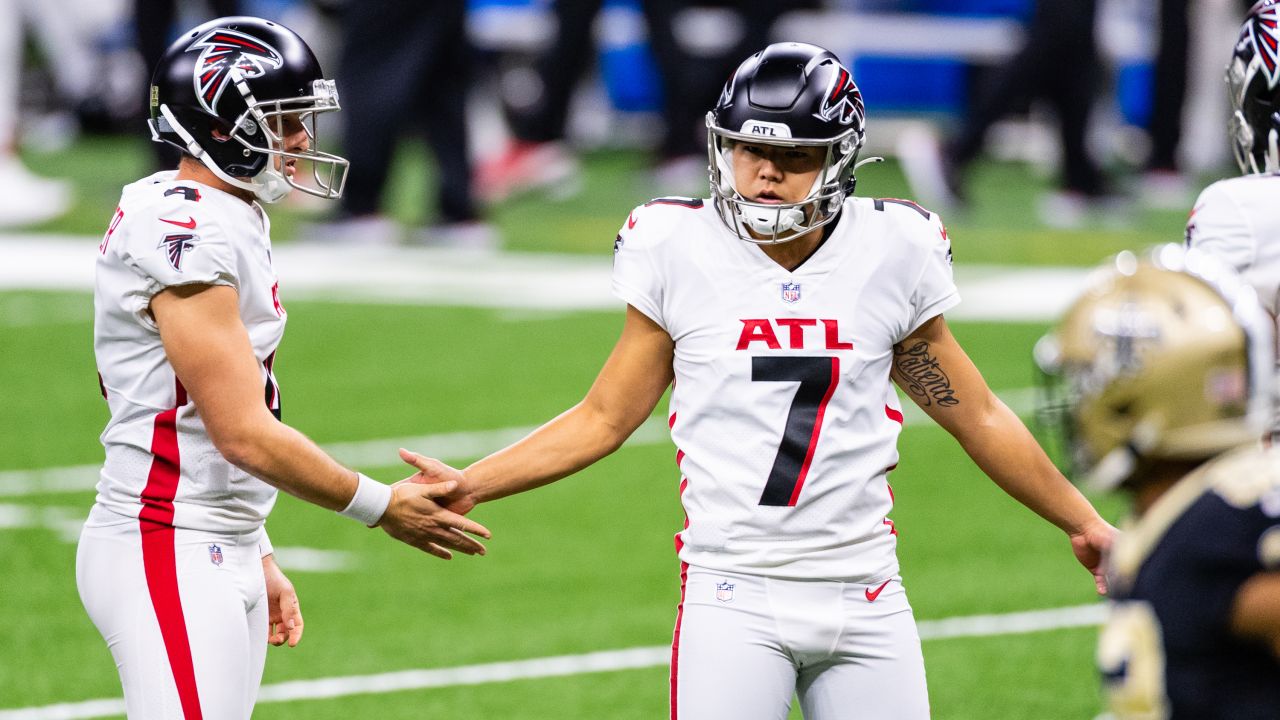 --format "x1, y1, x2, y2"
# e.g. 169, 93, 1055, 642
138, 381, 203, 719
669, 561, 689, 720
141, 520, 203, 719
